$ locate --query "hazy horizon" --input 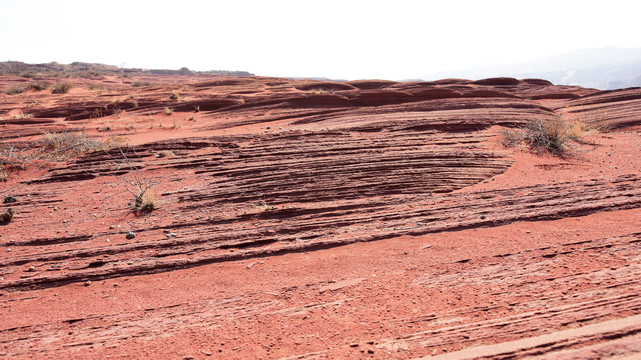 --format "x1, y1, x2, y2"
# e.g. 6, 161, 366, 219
2, 0, 641, 81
